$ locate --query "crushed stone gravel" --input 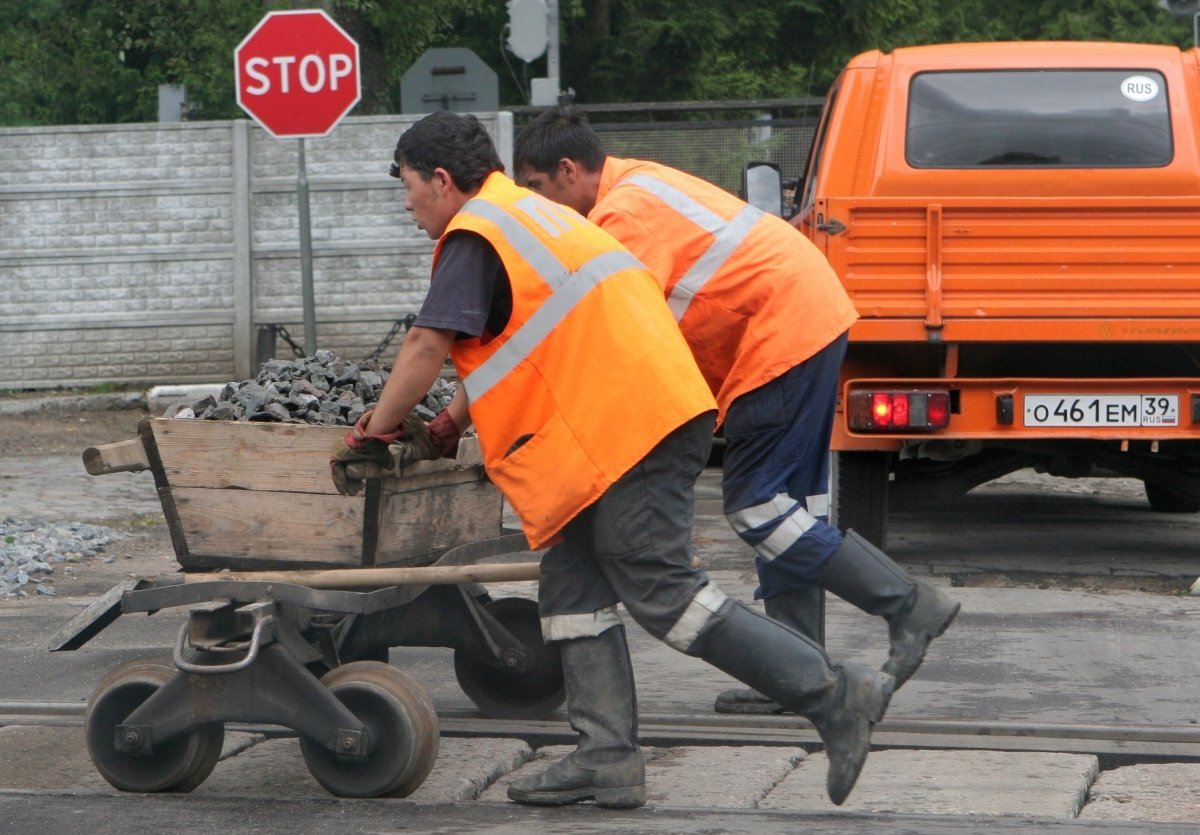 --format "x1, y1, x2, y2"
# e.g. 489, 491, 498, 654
169, 349, 457, 426
0, 518, 126, 598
